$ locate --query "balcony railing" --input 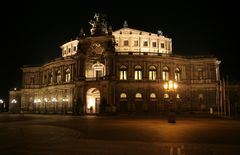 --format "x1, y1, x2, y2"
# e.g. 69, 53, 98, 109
116, 52, 215, 59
